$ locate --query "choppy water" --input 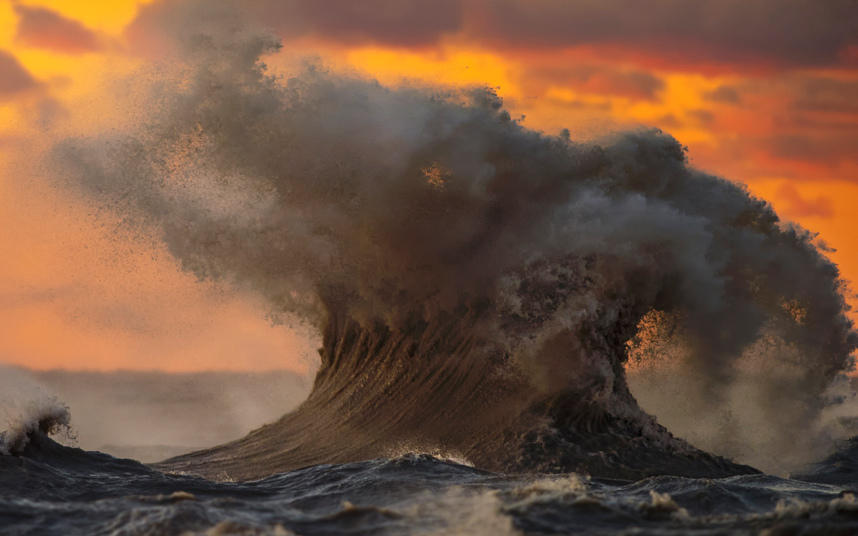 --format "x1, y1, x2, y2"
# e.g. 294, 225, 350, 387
4, 432, 858, 535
